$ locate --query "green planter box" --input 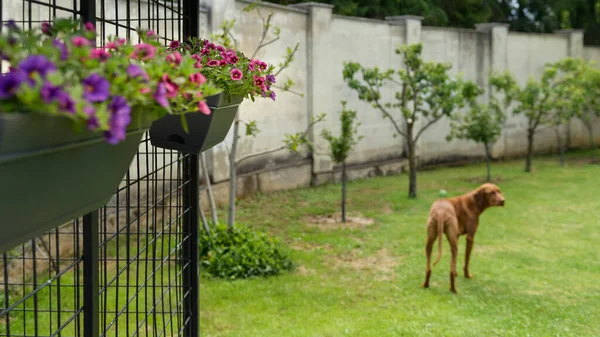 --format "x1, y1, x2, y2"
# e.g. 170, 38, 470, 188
149, 93, 242, 155
0, 111, 149, 253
